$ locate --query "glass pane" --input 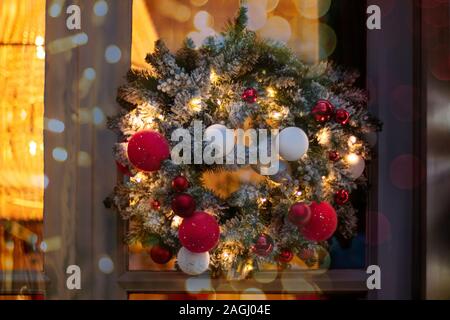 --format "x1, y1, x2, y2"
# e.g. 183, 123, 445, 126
126, 0, 368, 275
